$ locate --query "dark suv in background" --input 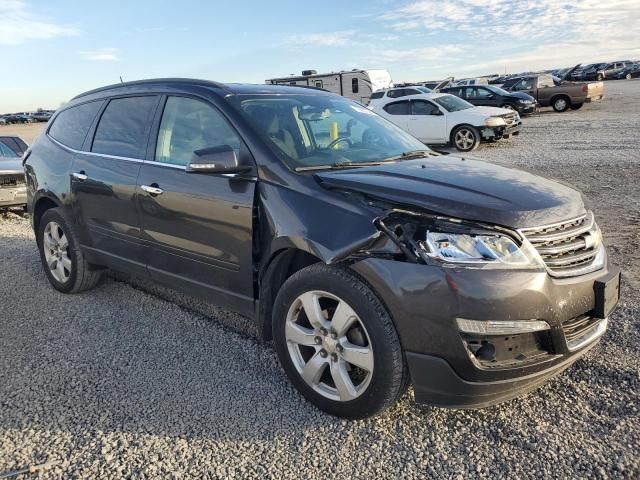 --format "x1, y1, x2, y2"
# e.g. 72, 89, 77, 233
24, 79, 620, 418
439, 84, 537, 115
